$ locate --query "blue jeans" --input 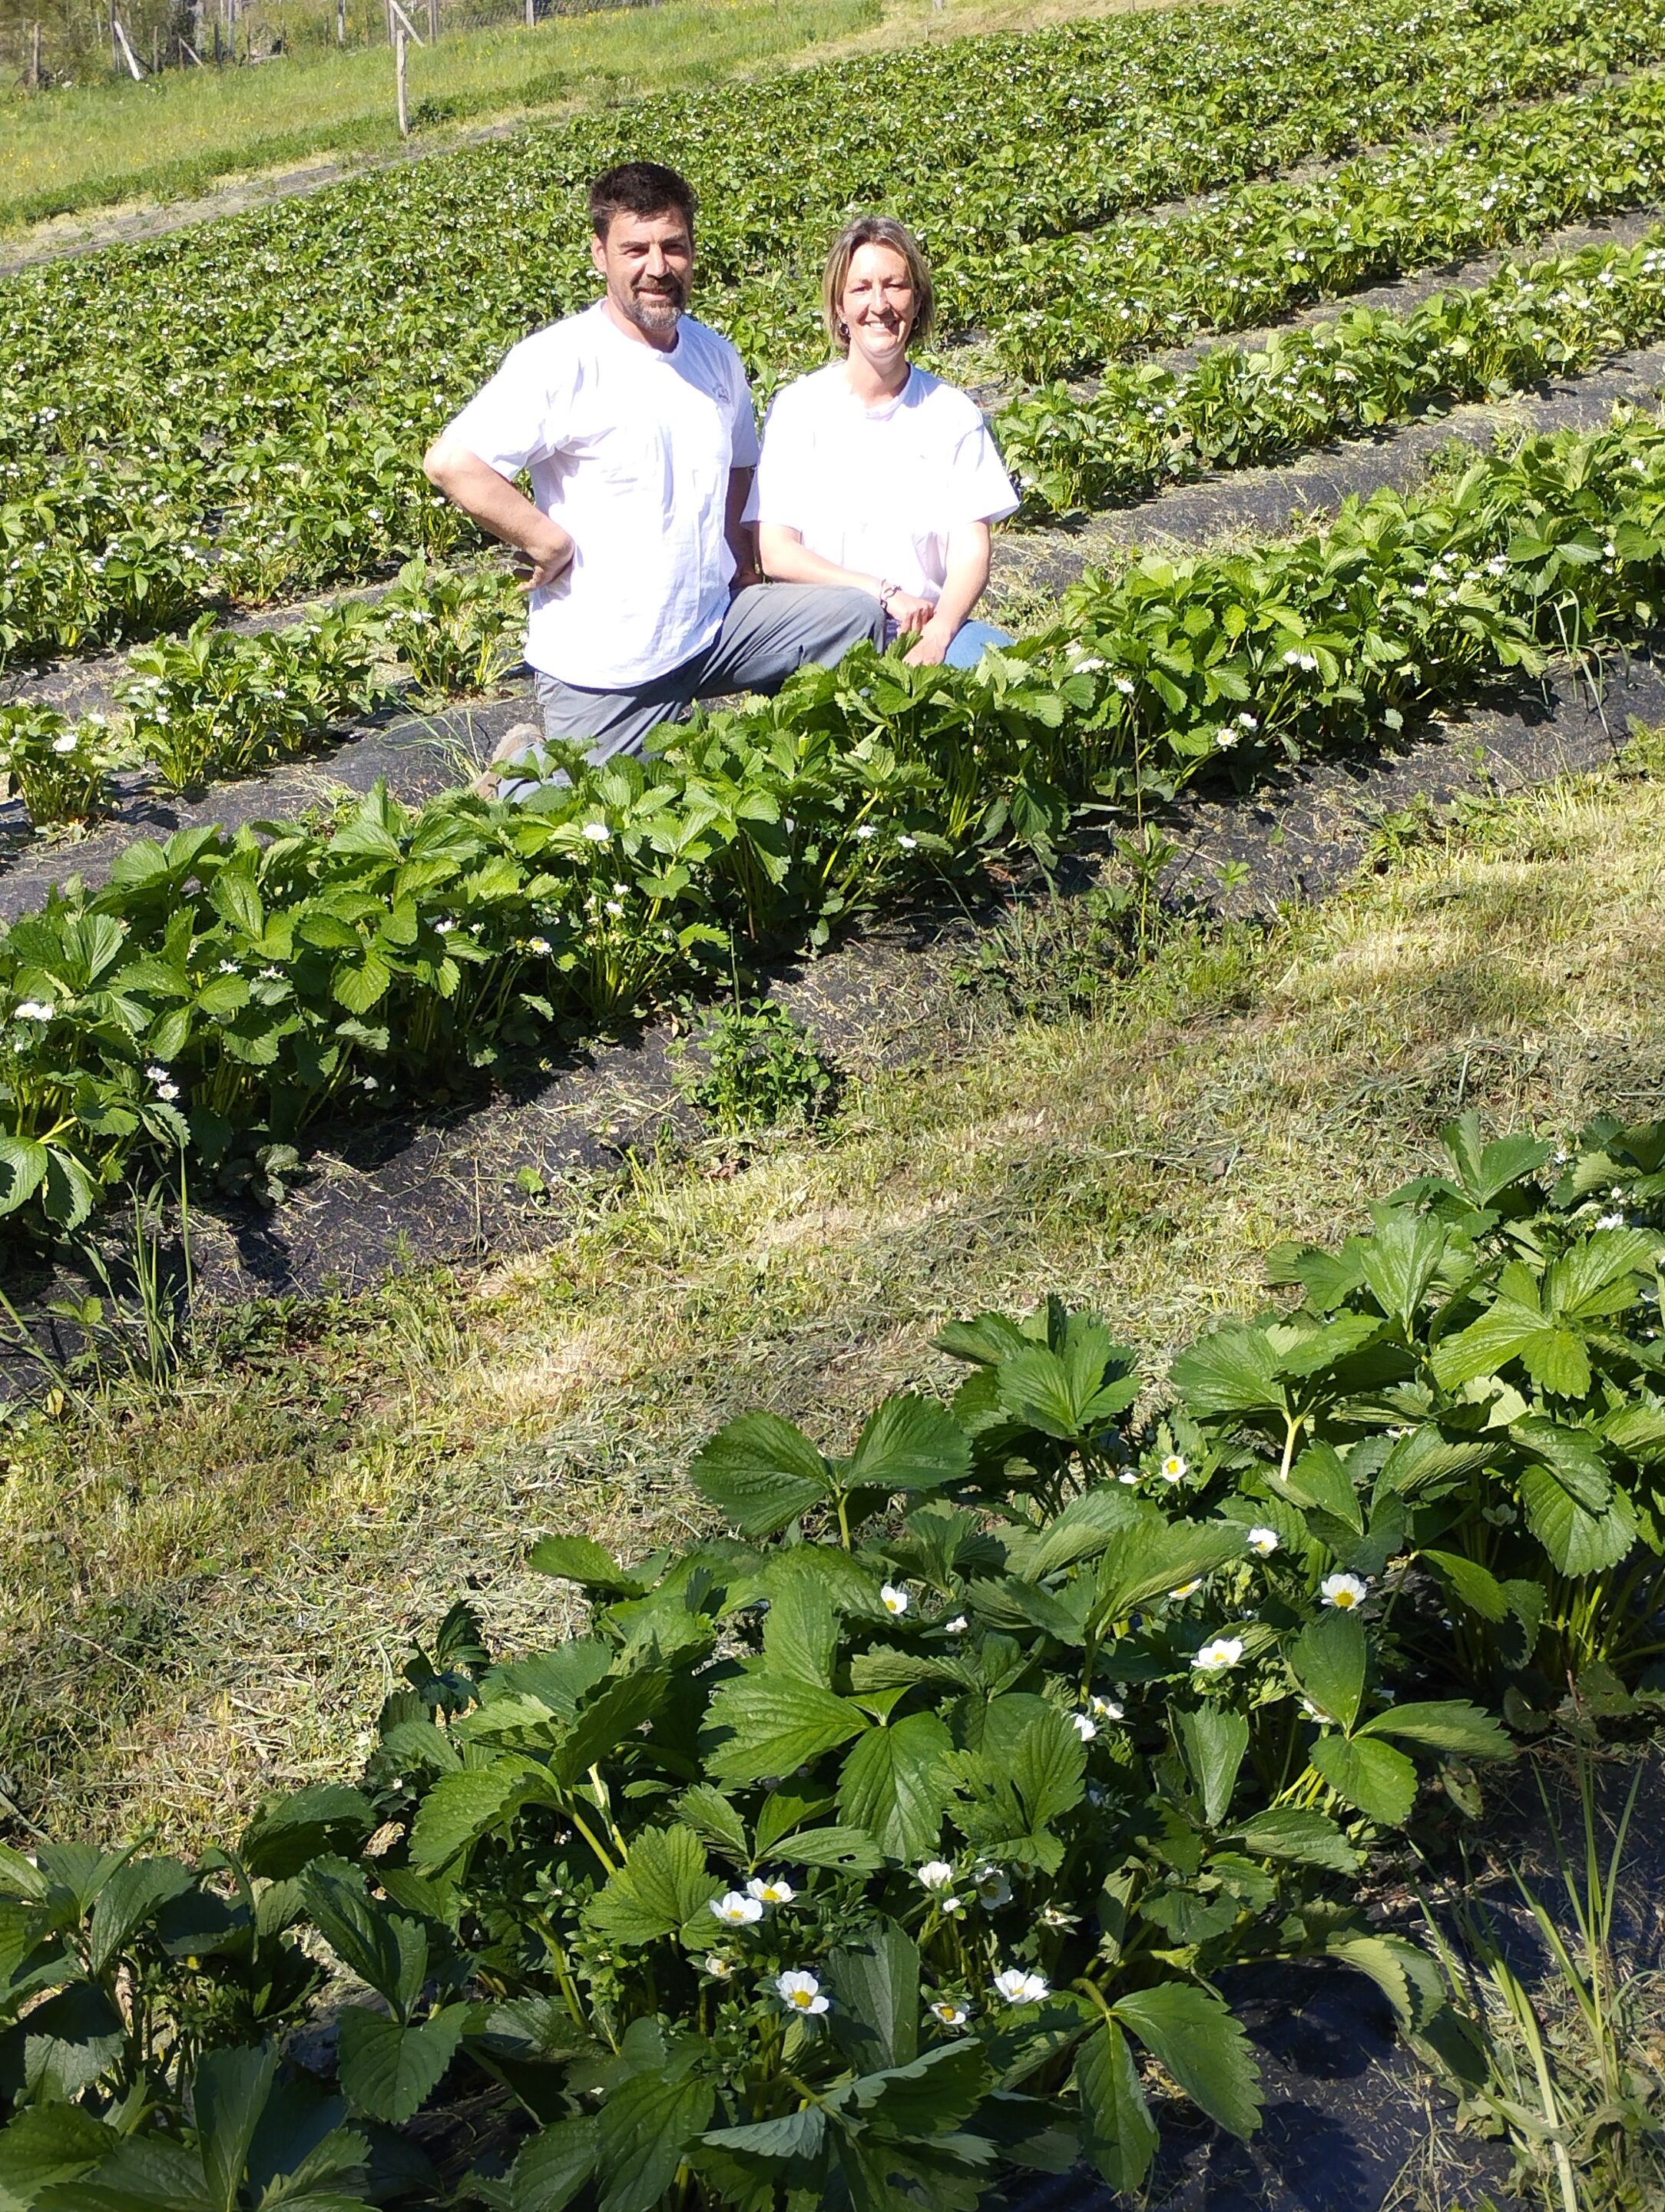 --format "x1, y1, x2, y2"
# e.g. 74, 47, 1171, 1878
884, 615, 1014, 667
944, 618, 1014, 668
